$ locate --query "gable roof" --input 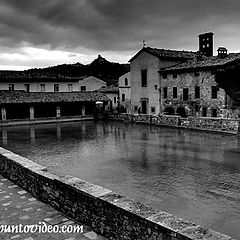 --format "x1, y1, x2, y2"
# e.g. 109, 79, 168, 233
159, 53, 240, 73
129, 47, 197, 62
0, 90, 109, 104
